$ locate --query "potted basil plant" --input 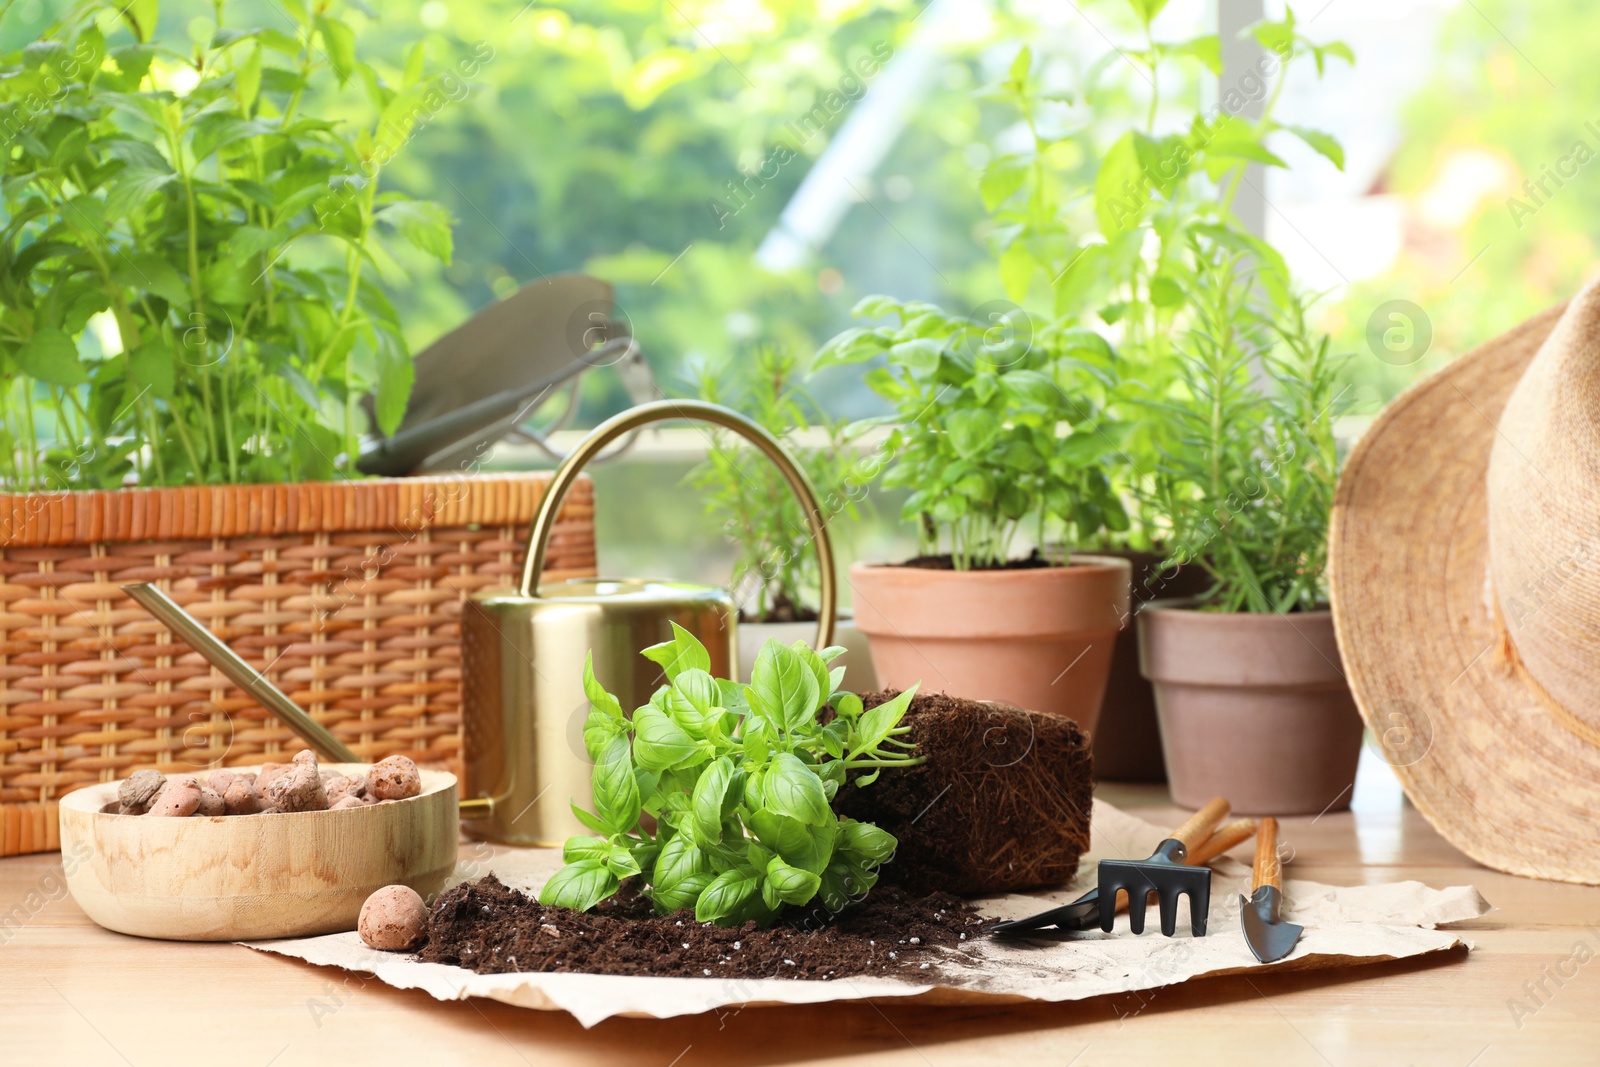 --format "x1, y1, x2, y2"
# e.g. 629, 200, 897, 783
814, 300, 1131, 733
1138, 237, 1362, 816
